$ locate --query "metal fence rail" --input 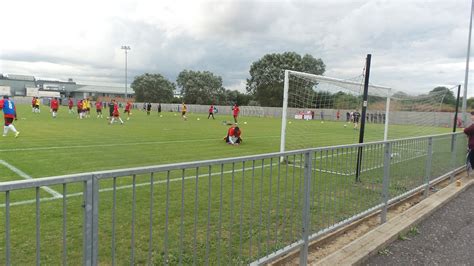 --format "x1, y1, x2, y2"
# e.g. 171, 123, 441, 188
0, 132, 466, 265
